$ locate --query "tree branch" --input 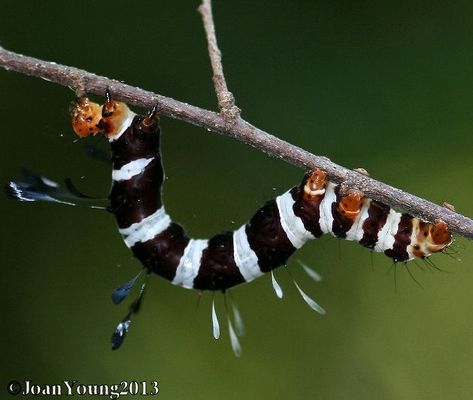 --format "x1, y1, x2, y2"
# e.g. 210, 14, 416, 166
198, 0, 240, 120
0, 45, 472, 239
